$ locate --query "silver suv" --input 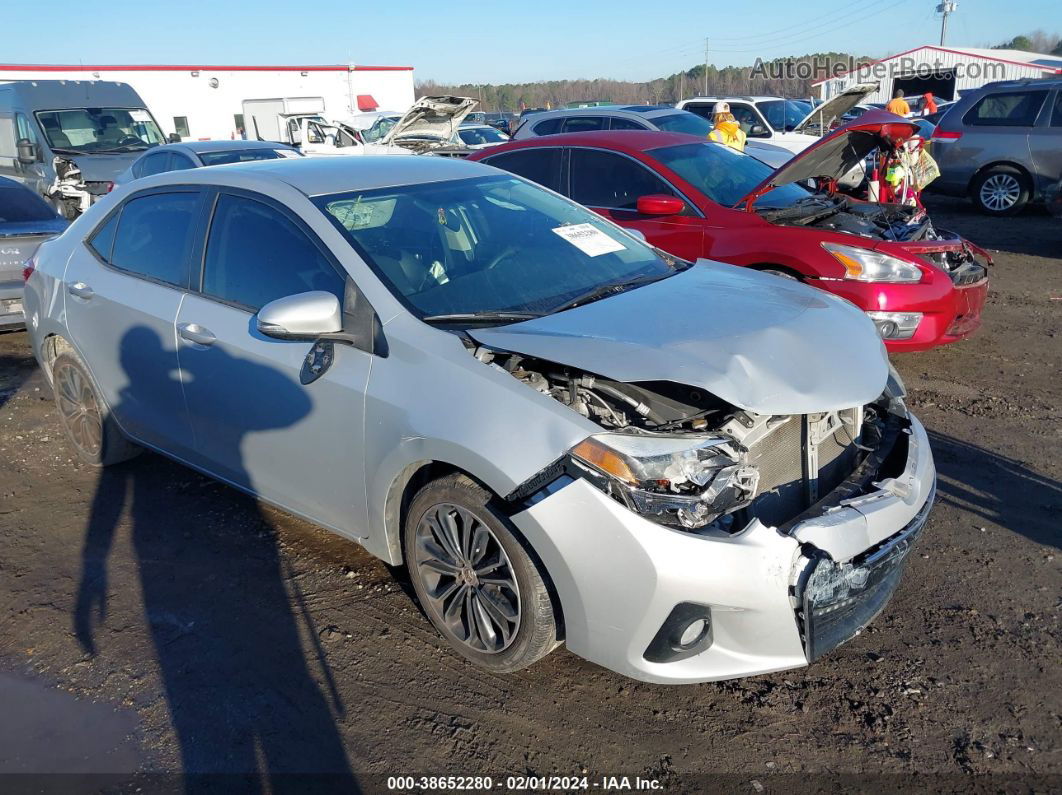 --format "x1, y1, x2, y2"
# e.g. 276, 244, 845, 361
22, 156, 935, 683
930, 77, 1062, 215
